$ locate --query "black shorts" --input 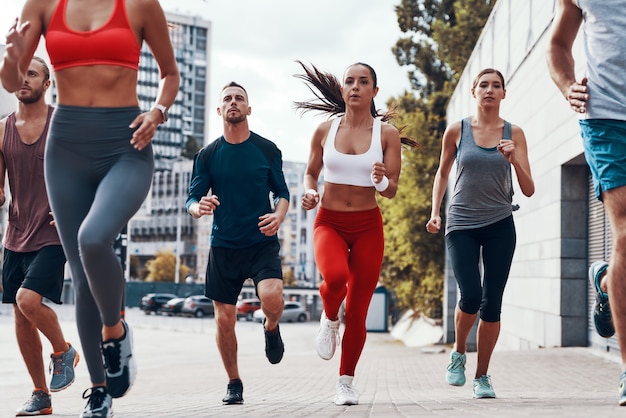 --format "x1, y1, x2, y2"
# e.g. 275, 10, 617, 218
206, 240, 283, 305
2, 245, 67, 304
